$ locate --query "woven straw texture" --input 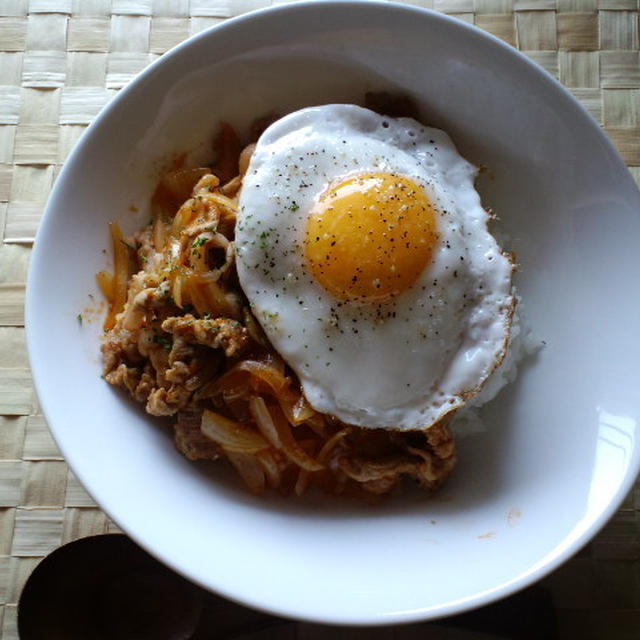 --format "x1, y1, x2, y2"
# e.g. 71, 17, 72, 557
1, 1, 639, 638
